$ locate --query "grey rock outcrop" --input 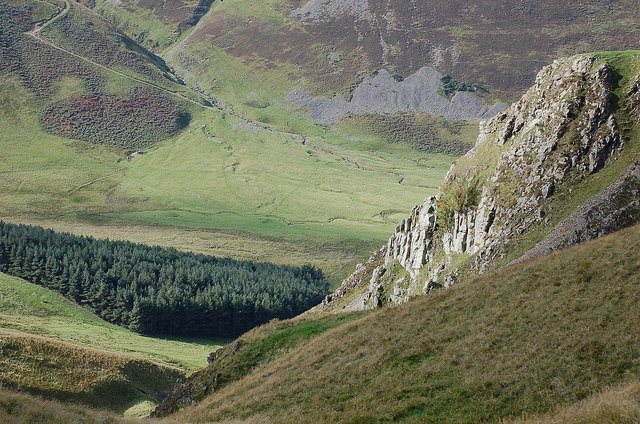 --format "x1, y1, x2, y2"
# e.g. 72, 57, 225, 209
384, 197, 437, 280
286, 67, 505, 124
511, 160, 640, 266
321, 54, 640, 312
292, 0, 373, 23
